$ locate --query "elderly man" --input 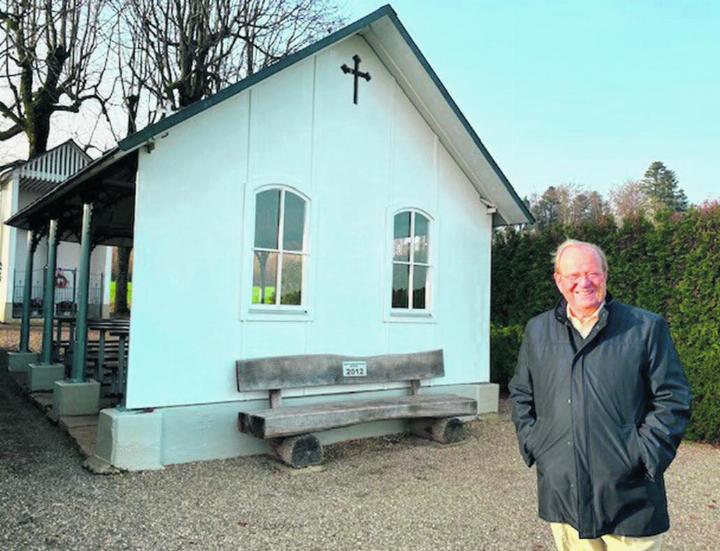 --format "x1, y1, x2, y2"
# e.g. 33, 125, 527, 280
509, 239, 690, 551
